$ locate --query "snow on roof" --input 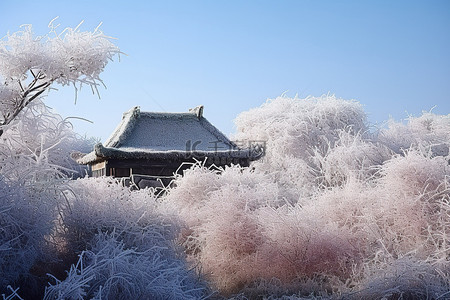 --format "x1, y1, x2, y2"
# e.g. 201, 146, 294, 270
76, 106, 262, 165
104, 105, 234, 151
